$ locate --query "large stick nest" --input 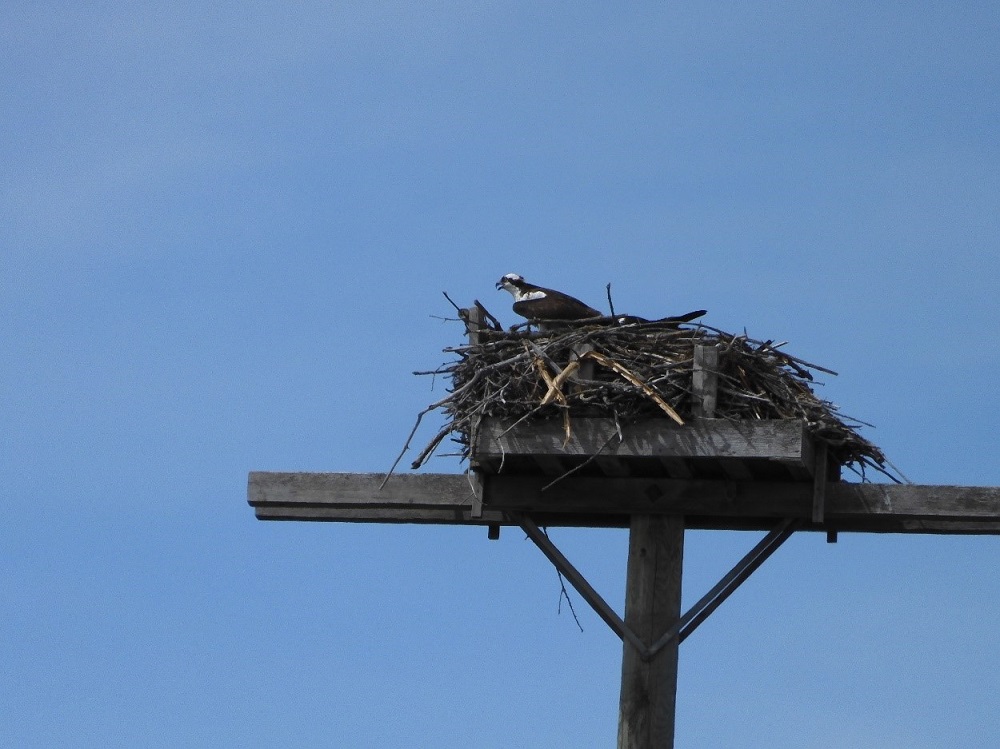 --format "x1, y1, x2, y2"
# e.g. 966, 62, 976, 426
404, 305, 900, 483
